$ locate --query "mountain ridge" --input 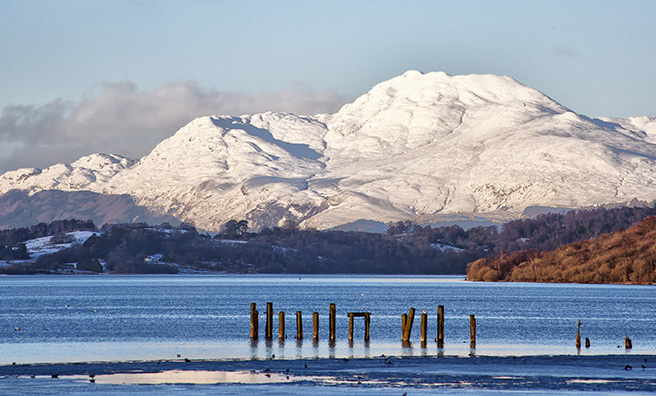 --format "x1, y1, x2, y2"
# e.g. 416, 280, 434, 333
2, 71, 656, 231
